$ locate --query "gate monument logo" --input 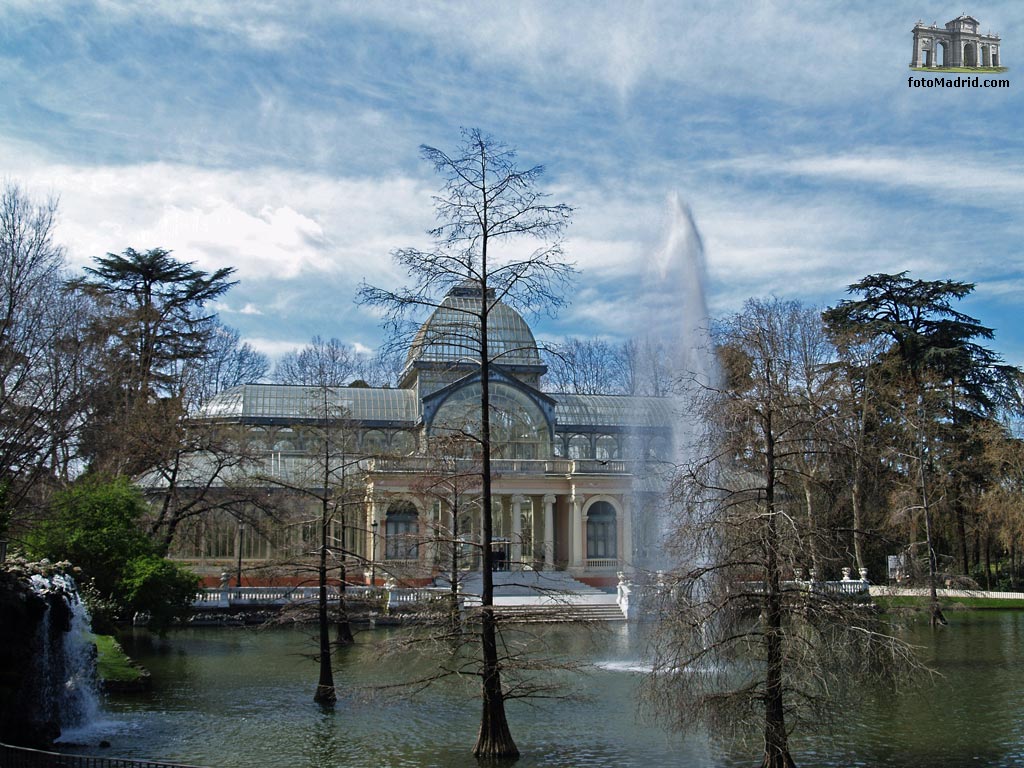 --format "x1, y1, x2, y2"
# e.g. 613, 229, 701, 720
911, 14, 1006, 71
